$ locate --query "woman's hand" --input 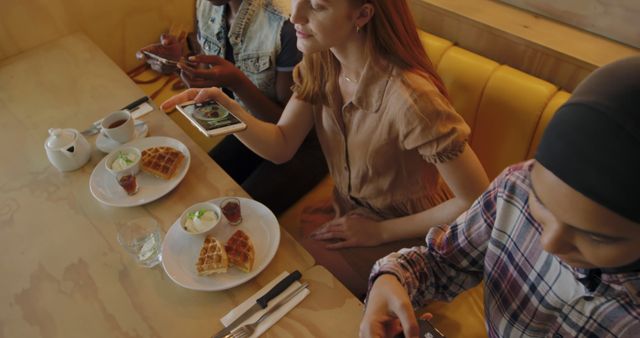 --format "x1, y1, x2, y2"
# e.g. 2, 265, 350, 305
360, 274, 427, 338
178, 55, 245, 89
310, 213, 387, 249
136, 33, 183, 74
160, 87, 235, 113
